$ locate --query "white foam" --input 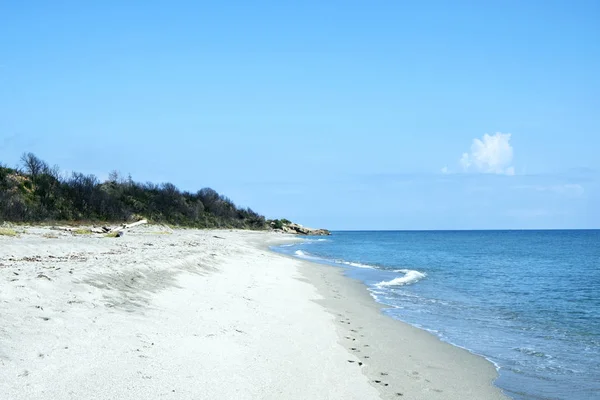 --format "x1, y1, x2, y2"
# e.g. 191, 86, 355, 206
291, 250, 376, 270
335, 260, 376, 269
375, 269, 426, 287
